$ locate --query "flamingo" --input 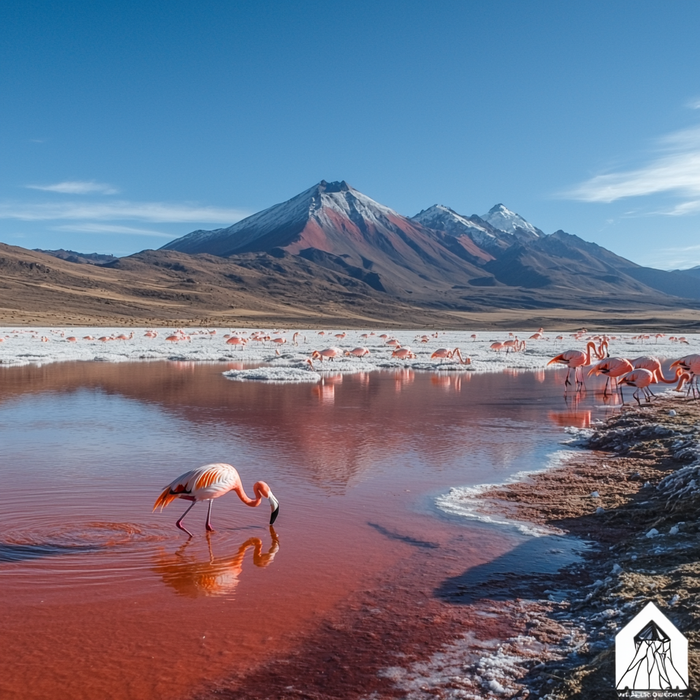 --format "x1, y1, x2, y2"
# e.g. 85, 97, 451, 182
391, 347, 416, 360
226, 336, 247, 348
547, 341, 602, 390
310, 347, 342, 363
587, 357, 634, 396
618, 369, 656, 405
430, 348, 471, 364
153, 463, 279, 537
345, 347, 371, 358
490, 342, 505, 352
631, 356, 686, 385
670, 354, 700, 397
